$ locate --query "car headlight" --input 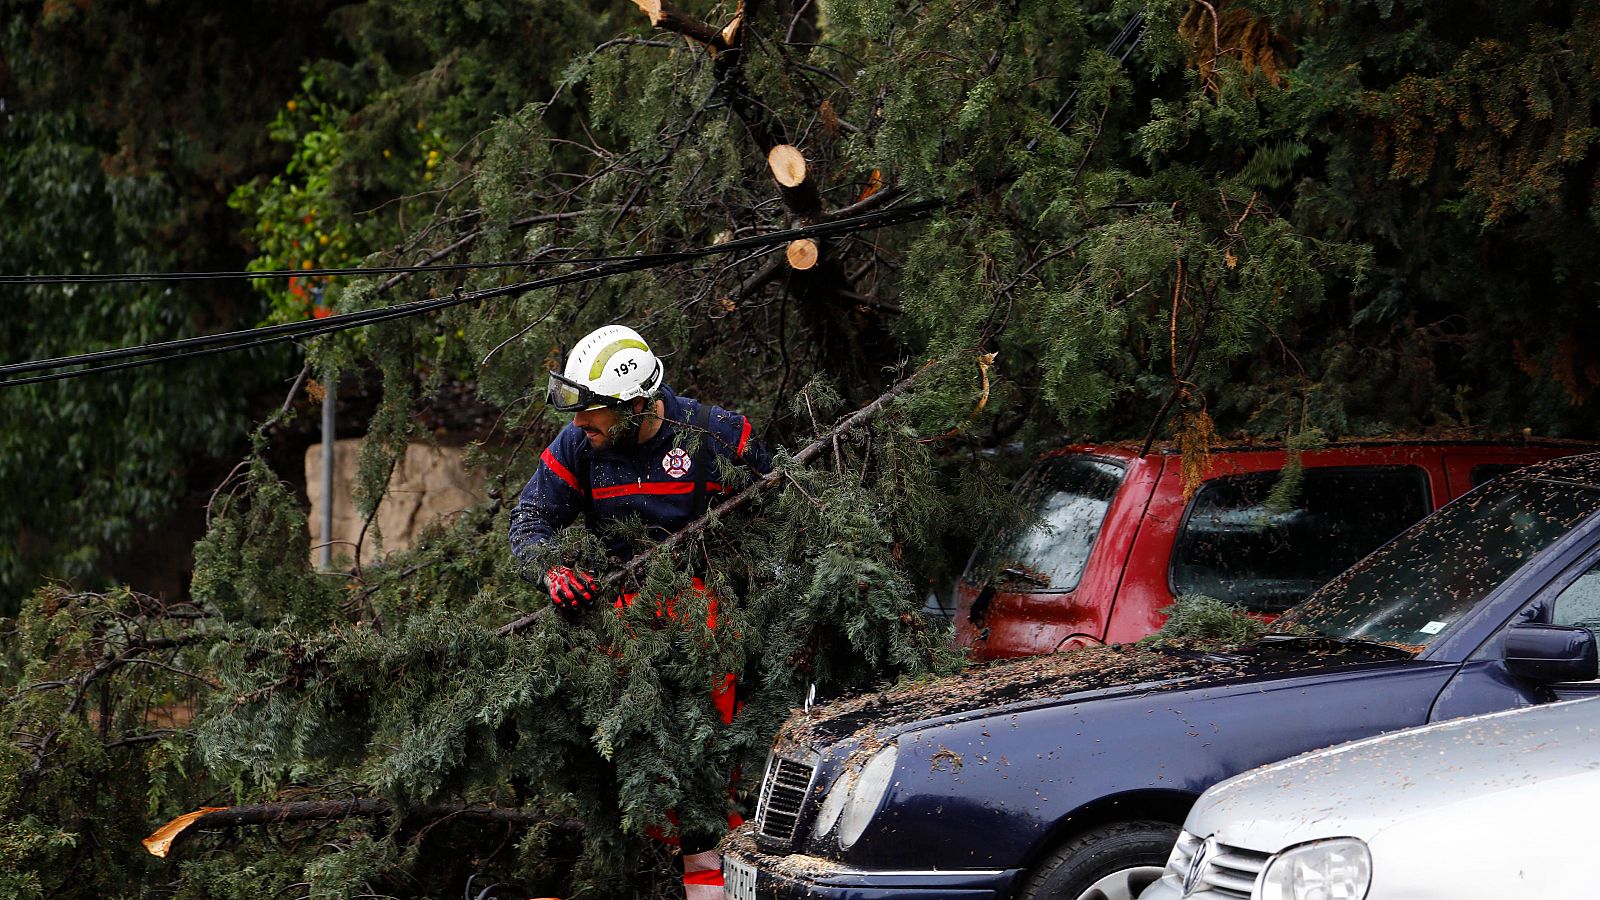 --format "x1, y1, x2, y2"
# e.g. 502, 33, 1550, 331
1258, 837, 1372, 900
811, 767, 850, 839
813, 745, 898, 848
